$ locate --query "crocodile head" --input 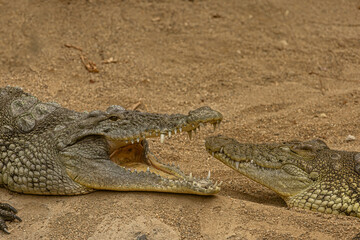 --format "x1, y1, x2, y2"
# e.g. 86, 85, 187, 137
205, 135, 360, 217
56, 106, 223, 195
0, 87, 223, 196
